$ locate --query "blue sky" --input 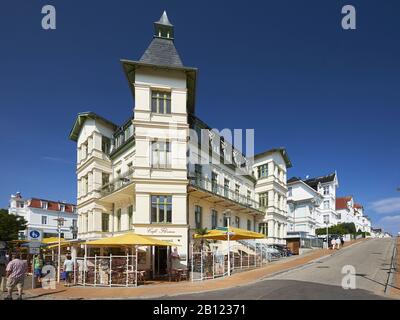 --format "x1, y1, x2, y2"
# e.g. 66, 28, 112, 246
0, 1, 399, 234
